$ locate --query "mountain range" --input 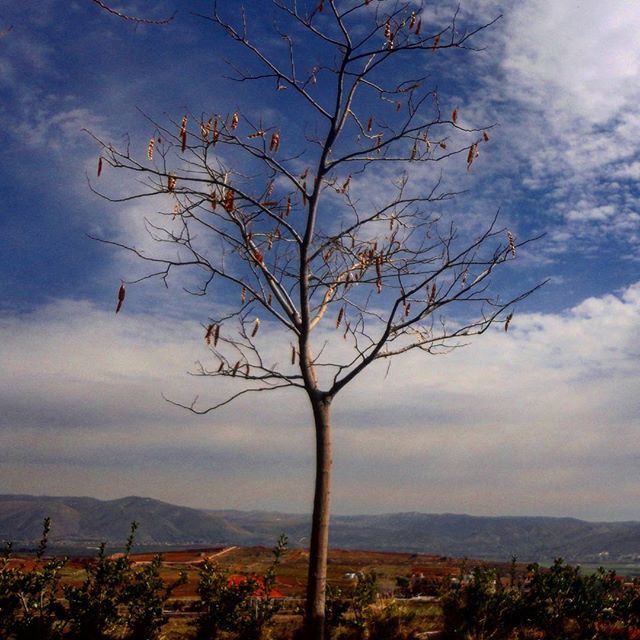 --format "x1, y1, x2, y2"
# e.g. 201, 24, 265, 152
1, 494, 639, 563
